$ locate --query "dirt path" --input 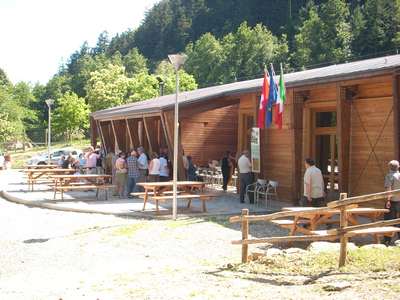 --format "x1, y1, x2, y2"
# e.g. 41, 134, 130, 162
0, 196, 399, 299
